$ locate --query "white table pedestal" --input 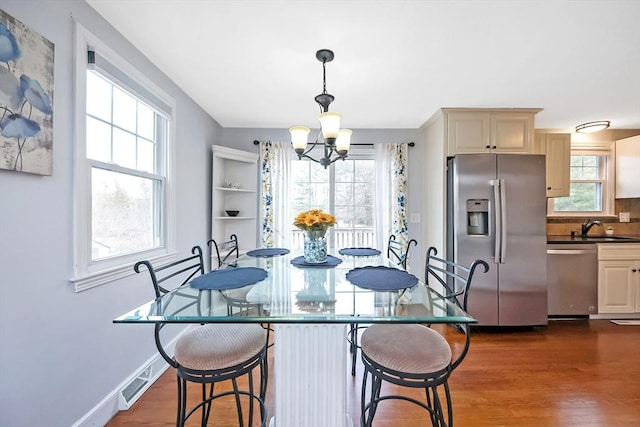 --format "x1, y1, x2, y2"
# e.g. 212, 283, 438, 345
269, 323, 352, 427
